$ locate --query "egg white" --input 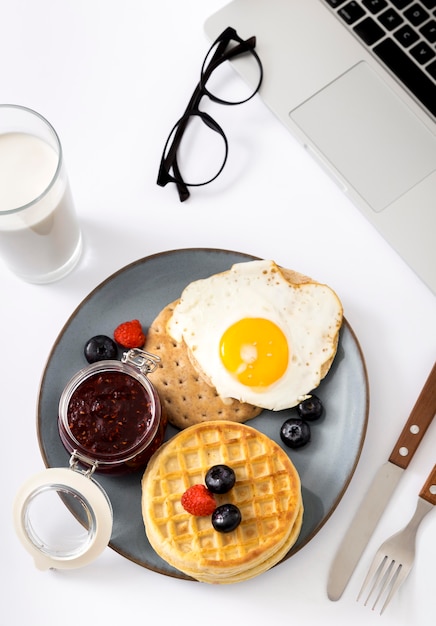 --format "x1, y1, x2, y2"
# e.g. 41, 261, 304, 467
167, 260, 343, 411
